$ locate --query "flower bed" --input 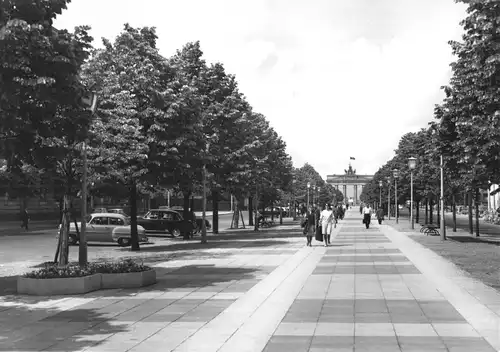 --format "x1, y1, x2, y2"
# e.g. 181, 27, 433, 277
17, 260, 155, 295
93, 259, 156, 289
